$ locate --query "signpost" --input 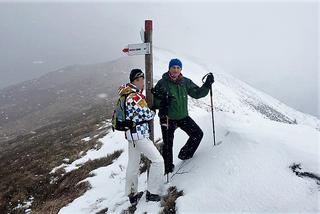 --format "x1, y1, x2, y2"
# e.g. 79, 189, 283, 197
122, 20, 154, 142
144, 20, 154, 142
122, 43, 150, 56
